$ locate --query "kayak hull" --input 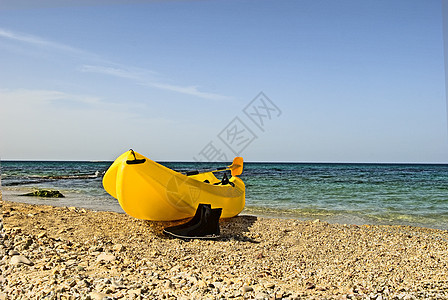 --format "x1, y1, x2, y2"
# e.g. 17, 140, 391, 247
103, 150, 245, 221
